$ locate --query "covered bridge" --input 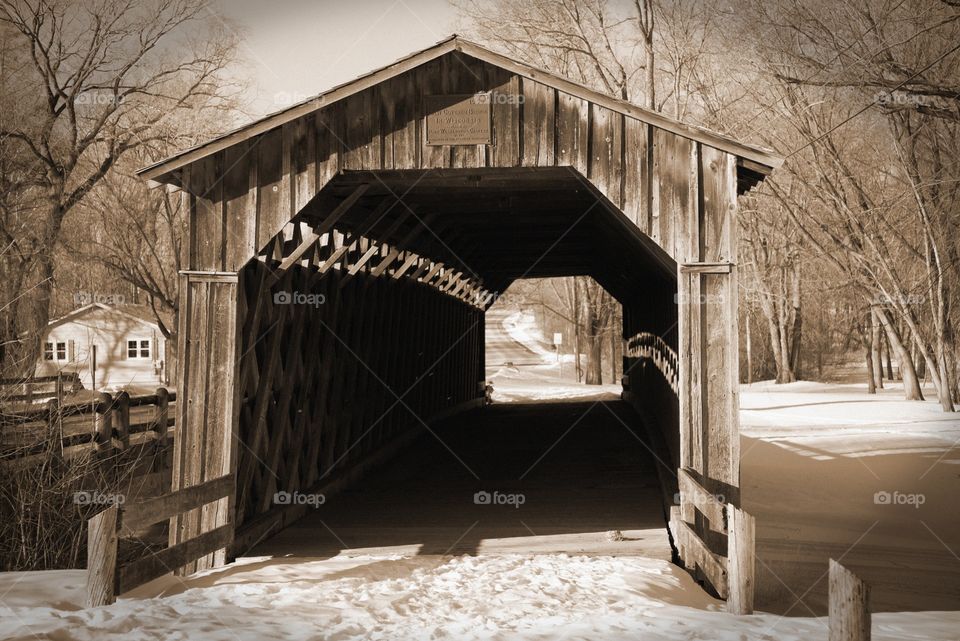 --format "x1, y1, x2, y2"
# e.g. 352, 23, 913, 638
137, 35, 780, 608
